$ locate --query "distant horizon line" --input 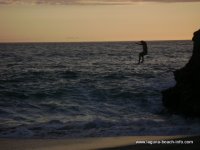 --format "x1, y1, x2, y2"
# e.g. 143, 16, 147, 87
0, 39, 191, 44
